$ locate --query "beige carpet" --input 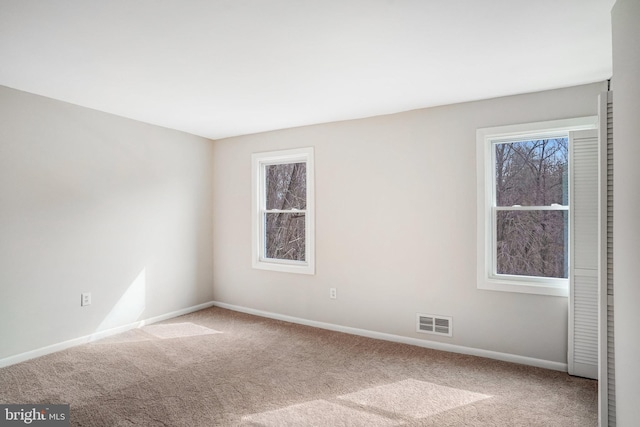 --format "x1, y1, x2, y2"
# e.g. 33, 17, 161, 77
0, 307, 597, 426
